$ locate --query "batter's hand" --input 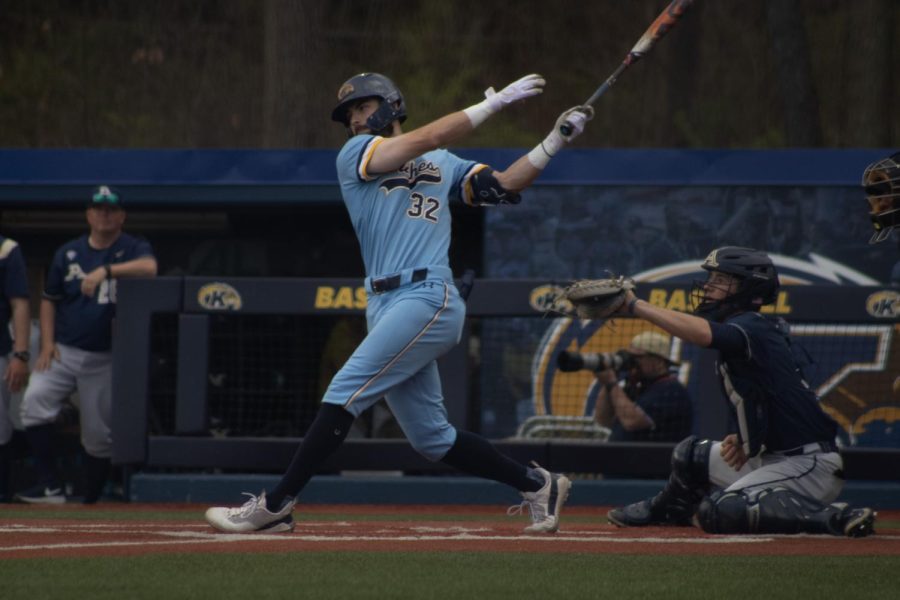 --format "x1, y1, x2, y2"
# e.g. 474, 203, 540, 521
464, 74, 545, 127
720, 434, 748, 471
554, 105, 594, 143
534, 106, 595, 161
81, 266, 107, 297
484, 74, 546, 112
35, 344, 59, 372
4, 357, 28, 392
